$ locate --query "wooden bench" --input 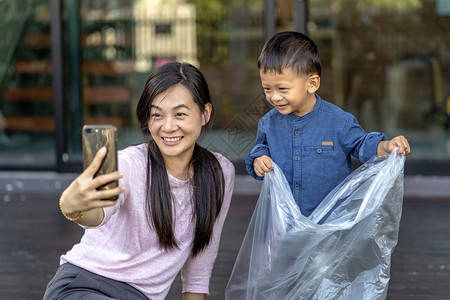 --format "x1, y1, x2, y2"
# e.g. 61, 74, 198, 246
4, 116, 126, 132
4, 86, 131, 103
24, 33, 132, 48
15, 60, 135, 75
